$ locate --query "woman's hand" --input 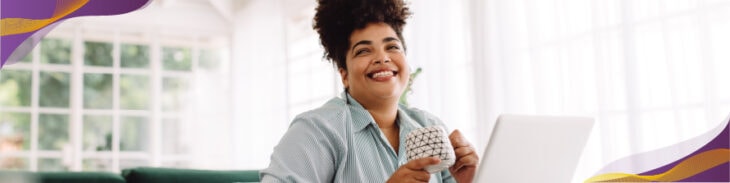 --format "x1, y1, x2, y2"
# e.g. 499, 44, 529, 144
387, 157, 441, 183
448, 130, 479, 183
